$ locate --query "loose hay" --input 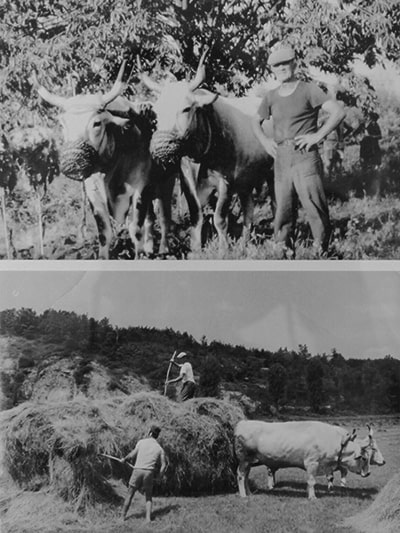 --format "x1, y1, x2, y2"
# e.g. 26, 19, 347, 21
2, 392, 244, 508
344, 472, 400, 533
